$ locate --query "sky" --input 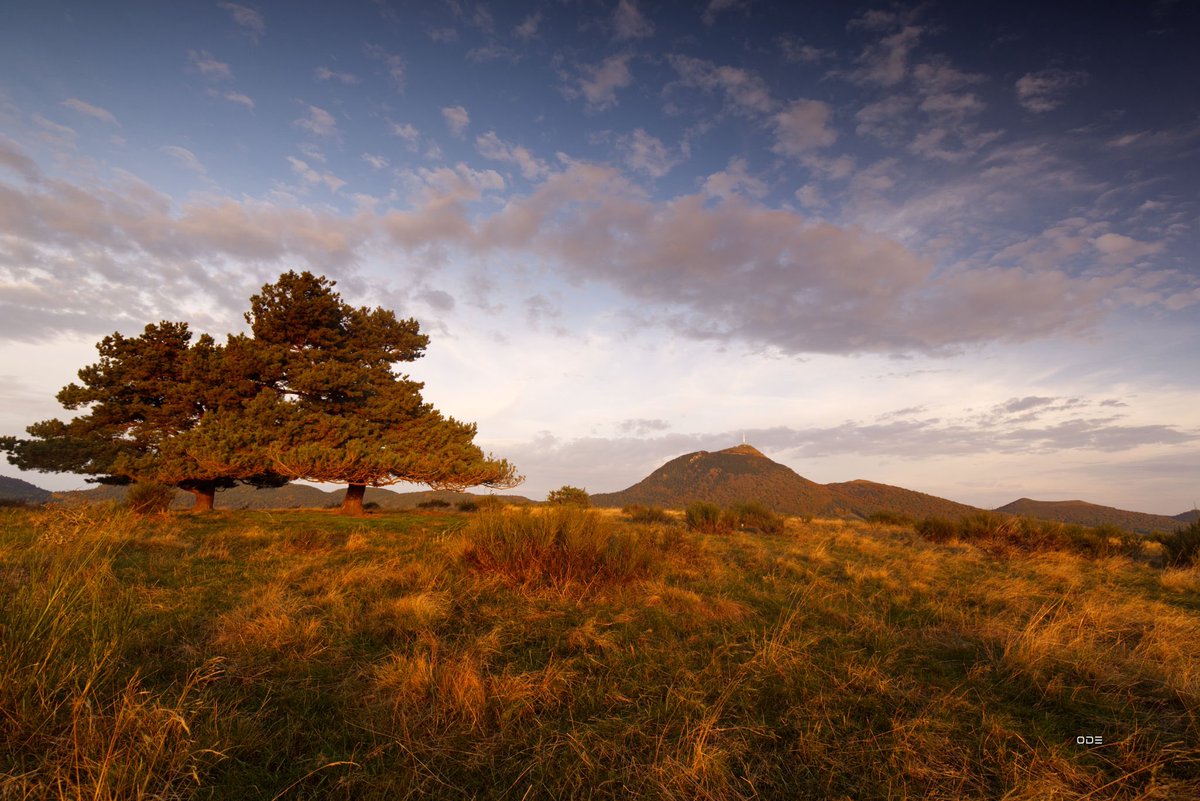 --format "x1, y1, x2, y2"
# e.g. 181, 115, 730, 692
1, 0, 1198, 514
